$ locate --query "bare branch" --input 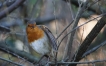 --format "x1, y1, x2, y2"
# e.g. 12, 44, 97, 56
0, 42, 39, 63
0, 57, 23, 66
49, 59, 106, 65
63, 0, 103, 15
82, 40, 106, 58
71, 14, 106, 66
0, 25, 10, 32
56, 20, 74, 40
3, 0, 16, 7
0, 0, 25, 19
65, 0, 89, 61
58, 13, 105, 51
